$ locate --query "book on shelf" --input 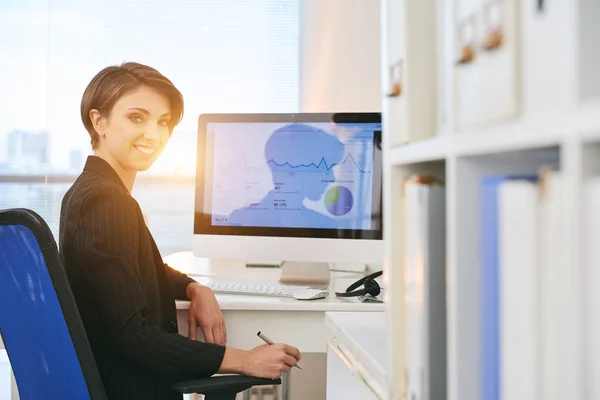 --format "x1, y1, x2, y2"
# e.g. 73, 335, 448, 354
537, 170, 565, 400
386, 0, 438, 146
479, 170, 573, 400
480, 175, 537, 400
402, 175, 446, 400
498, 179, 539, 400
454, 0, 520, 130
584, 177, 600, 400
